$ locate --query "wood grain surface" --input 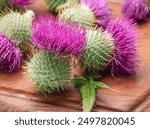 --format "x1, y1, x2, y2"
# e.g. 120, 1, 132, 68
0, 0, 150, 112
